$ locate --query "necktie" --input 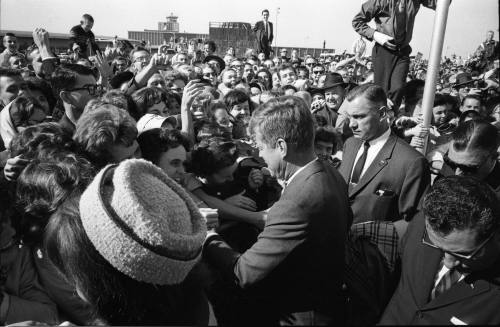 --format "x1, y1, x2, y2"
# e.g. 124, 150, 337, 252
265, 22, 268, 38
430, 267, 461, 300
351, 141, 370, 184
